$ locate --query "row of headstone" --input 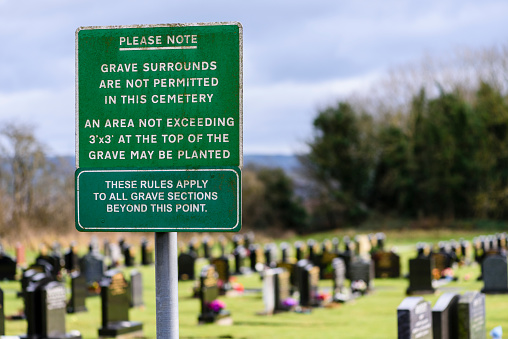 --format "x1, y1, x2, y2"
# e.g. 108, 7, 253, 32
397, 291, 486, 339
